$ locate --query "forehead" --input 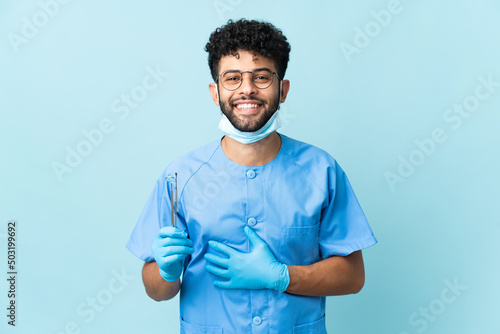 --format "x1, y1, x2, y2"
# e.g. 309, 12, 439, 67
219, 50, 276, 72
